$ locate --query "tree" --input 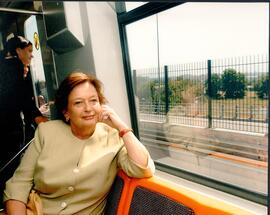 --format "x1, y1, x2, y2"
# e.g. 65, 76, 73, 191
221, 69, 246, 99
205, 74, 222, 99
137, 78, 153, 102
254, 75, 269, 99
